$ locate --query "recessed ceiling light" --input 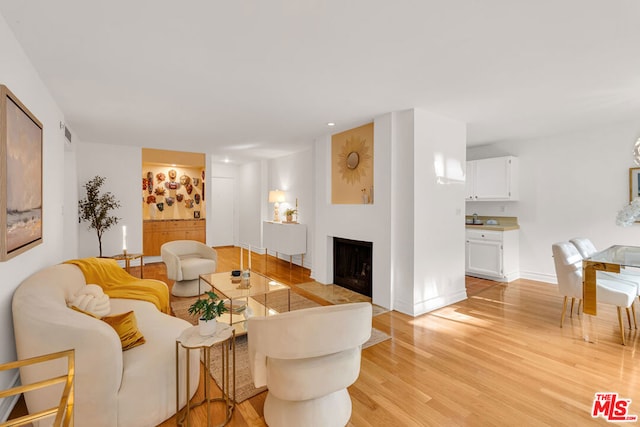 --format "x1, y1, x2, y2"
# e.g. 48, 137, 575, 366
224, 157, 230, 163
327, 122, 335, 127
